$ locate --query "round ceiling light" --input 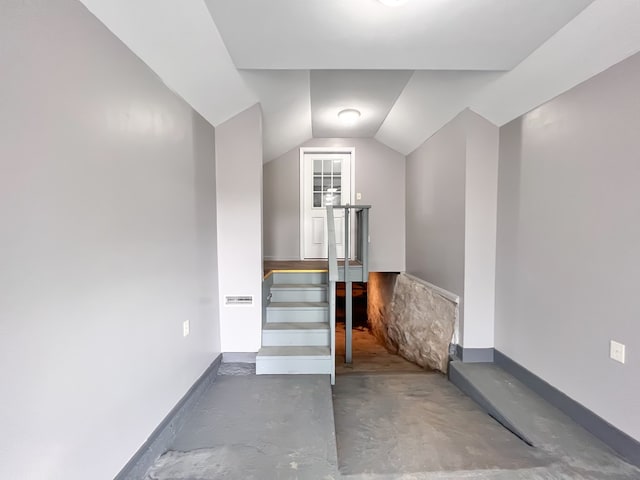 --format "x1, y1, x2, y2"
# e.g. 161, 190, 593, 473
338, 109, 361, 126
379, 0, 409, 6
